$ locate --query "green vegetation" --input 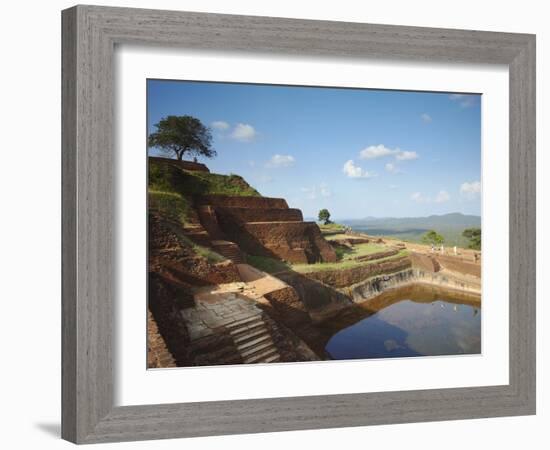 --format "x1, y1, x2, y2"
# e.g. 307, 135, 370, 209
149, 159, 260, 197
148, 159, 260, 225
292, 249, 410, 273
318, 223, 346, 236
421, 230, 445, 246
336, 242, 387, 261
148, 190, 191, 227
176, 233, 225, 263
245, 245, 408, 274
148, 115, 216, 161
318, 208, 331, 225
245, 254, 290, 274
462, 227, 481, 250
343, 213, 481, 247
